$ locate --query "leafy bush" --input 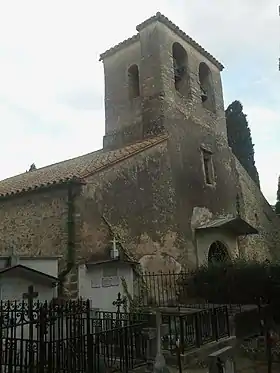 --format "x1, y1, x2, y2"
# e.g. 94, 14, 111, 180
182, 258, 280, 305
